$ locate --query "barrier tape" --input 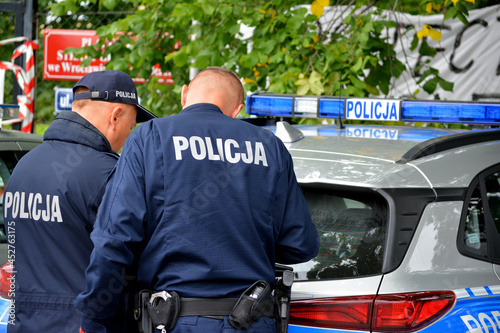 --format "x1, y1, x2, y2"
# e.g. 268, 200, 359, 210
0, 37, 38, 132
